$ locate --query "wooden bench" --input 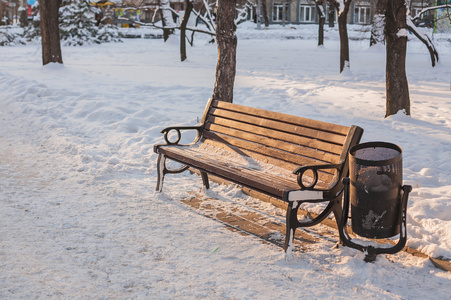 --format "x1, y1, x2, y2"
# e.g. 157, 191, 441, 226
154, 98, 363, 250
